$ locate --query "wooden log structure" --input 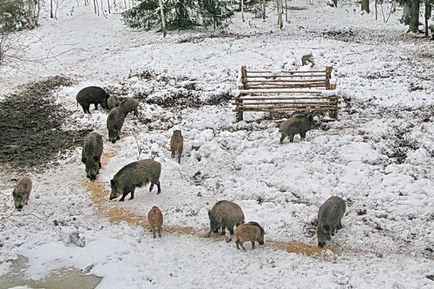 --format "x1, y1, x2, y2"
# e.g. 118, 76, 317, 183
234, 66, 338, 121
